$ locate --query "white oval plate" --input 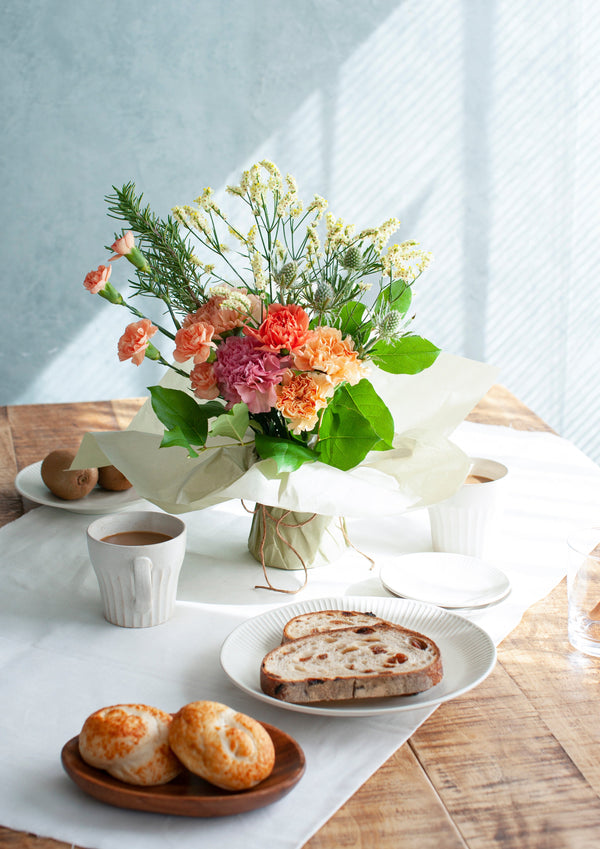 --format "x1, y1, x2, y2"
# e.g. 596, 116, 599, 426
220, 595, 496, 717
380, 553, 511, 609
15, 461, 143, 515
